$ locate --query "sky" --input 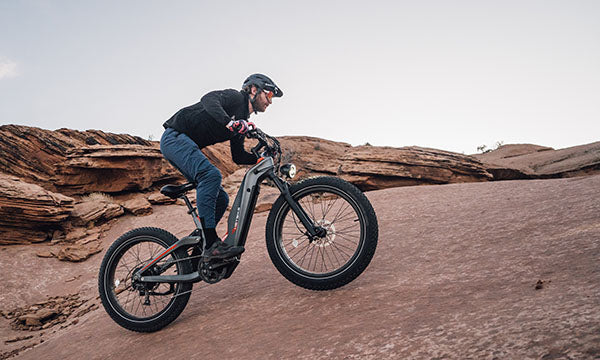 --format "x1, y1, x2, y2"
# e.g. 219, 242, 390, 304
1, 0, 599, 154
